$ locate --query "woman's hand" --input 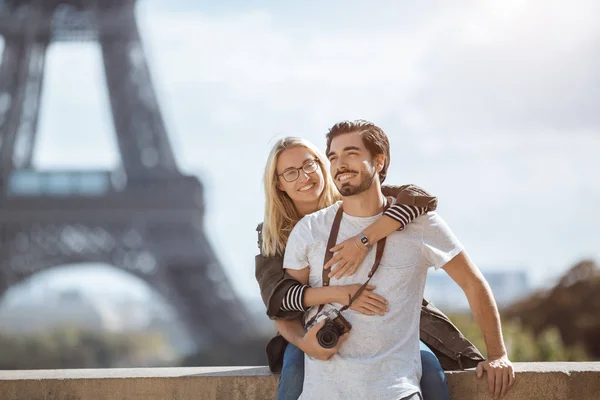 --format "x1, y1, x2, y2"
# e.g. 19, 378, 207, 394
339, 284, 389, 316
325, 235, 369, 279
